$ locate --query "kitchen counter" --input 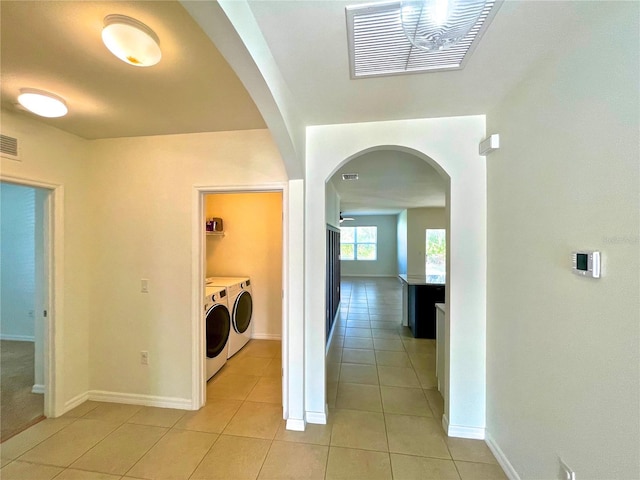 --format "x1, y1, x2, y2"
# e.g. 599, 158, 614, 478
399, 274, 445, 338
399, 273, 446, 286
